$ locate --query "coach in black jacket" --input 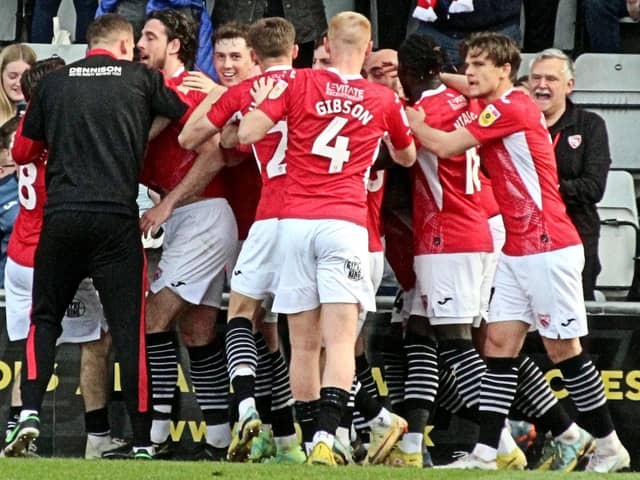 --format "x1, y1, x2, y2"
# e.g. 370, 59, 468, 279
530, 49, 611, 300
